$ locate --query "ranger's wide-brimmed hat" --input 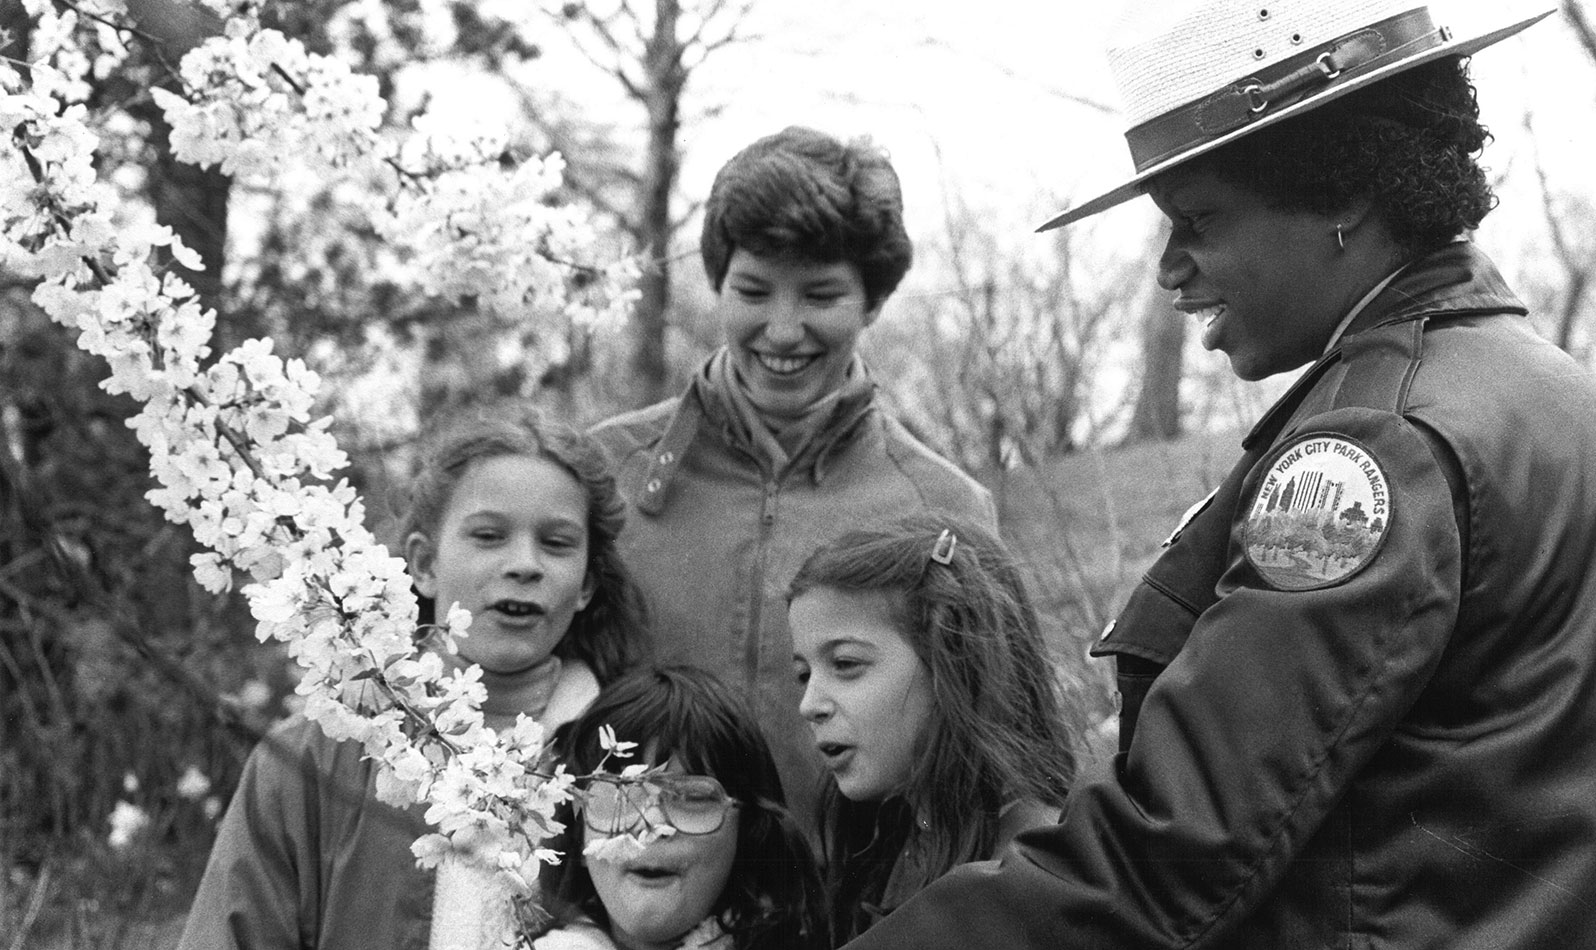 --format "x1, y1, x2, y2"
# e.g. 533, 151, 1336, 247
1038, 0, 1556, 231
